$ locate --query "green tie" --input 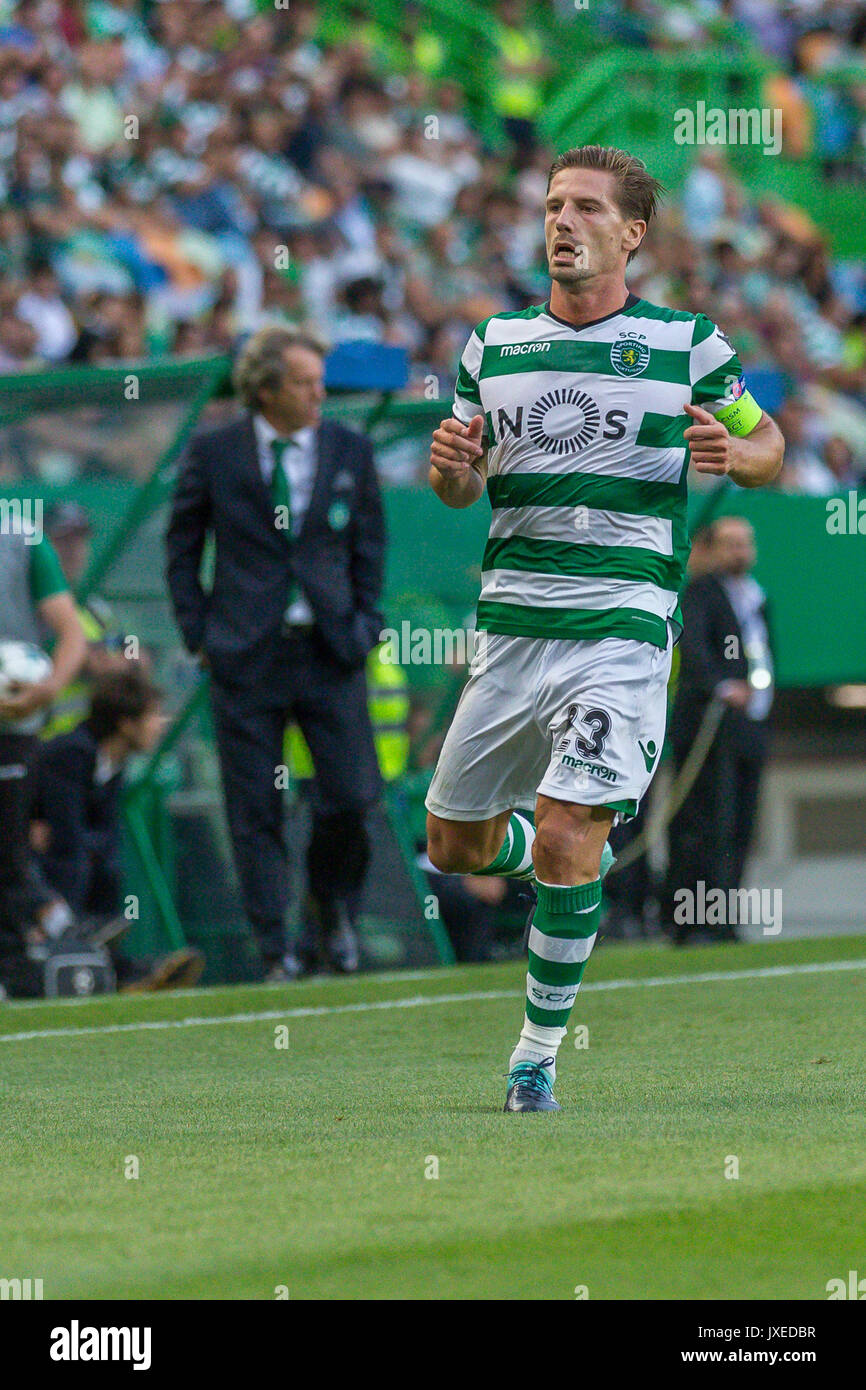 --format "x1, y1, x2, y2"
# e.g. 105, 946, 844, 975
270, 437, 295, 533
270, 437, 298, 612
